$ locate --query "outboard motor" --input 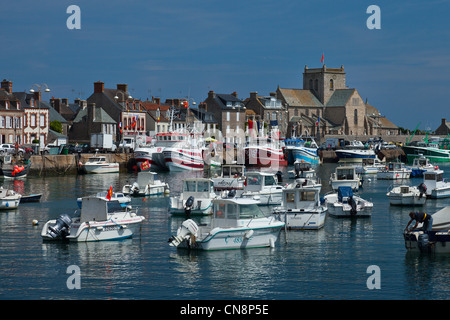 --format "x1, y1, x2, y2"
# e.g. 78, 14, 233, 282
276, 171, 283, 183
184, 196, 195, 219
294, 162, 301, 178
169, 219, 199, 247
418, 183, 427, 199
131, 182, 140, 196
418, 233, 432, 253
227, 189, 236, 198
47, 214, 72, 239
348, 197, 357, 216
